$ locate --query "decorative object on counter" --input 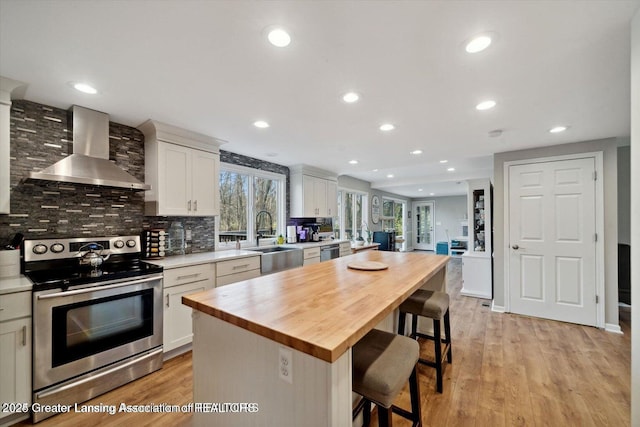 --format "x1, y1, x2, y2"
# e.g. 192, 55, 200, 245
168, 221, 186, 255
355, 233, 365, 247
347, 260, 388, 271
277, 234, 285, 245
142, 229, 167, 258
361, 221, 371, 243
